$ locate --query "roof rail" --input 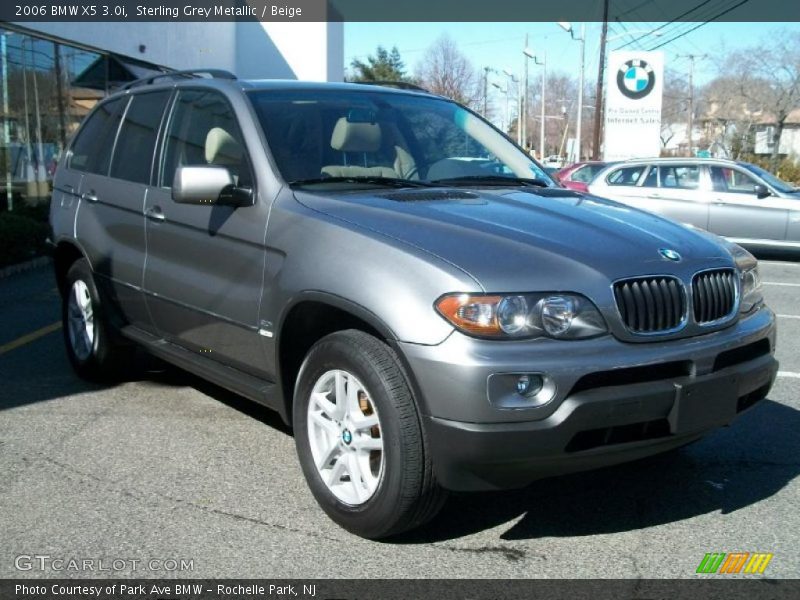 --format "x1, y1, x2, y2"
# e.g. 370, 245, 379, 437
121, 69, 237, 90
354, 80, 430, 92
